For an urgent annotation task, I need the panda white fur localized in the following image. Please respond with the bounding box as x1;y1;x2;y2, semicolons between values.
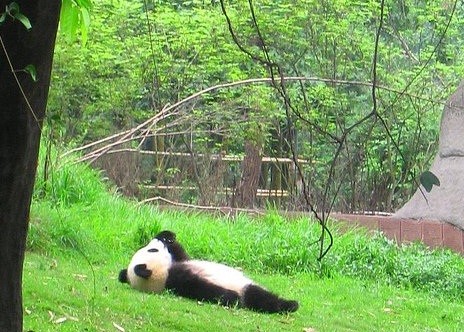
118;231;299;314
118;238;172;293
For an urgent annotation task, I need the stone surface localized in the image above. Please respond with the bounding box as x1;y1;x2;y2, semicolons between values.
395;81;464;230
439;81;464;157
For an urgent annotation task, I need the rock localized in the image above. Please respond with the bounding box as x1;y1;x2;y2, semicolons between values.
395;81;464;230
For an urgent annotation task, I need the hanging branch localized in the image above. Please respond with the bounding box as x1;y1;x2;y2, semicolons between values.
372;0;458;203
371;0;384;118
0;34;40;126
219;0;335;260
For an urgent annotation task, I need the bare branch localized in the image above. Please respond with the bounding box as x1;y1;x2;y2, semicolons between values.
137;196;265;216
66;75;444;163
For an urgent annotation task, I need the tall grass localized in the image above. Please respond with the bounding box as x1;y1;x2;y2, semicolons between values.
30;147;164;261
30;146;464;302
34;146;107;206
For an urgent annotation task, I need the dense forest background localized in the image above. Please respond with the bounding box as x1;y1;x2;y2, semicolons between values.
42;0;464;213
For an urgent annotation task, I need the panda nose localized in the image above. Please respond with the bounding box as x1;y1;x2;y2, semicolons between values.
148;248;159;252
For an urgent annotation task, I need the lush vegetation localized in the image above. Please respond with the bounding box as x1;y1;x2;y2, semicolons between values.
25;2;464;328
4;0;463;331
45;0;464;212
23;149;464;330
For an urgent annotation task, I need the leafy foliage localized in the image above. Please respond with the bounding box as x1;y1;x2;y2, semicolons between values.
33;146;106;206
331;231;464;300
47;0;464;211
0;2;32;29
60;0;92;44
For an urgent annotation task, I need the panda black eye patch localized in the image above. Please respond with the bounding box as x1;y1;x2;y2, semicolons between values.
147;248;159;252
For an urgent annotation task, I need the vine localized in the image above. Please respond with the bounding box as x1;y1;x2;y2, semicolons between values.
0;2;38;124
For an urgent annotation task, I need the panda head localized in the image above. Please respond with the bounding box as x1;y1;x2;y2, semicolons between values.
118;238;173;293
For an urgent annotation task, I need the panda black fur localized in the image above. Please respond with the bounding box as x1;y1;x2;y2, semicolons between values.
118;237;172;293
119;231;299;314
152;230;190;262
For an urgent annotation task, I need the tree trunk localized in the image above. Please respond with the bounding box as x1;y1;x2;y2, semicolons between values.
0;1;61;331
234;140;263;208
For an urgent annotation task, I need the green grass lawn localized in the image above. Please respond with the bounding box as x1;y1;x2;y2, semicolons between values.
23;251;464;332
24;155;464;331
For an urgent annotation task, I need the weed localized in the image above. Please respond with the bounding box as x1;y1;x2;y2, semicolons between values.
132;219;162;247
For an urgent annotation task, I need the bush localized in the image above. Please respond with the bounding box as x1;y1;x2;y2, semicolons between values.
330;231;464;300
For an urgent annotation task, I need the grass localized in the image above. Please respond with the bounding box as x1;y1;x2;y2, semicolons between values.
23;149;464;331
23;251;464;332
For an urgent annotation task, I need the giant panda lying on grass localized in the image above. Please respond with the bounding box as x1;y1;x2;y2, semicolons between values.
118;231;299;314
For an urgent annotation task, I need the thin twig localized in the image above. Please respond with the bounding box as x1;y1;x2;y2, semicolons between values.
219;0;333;259
138;196;265;216
0;34;40;127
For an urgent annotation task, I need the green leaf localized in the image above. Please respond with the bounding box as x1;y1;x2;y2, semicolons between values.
4;2;31;29
79;7;90;45
7;2;19;14
13;12;31;30
60;0;91;44
76;0;93;10
420;171;440;193
24;64;37;82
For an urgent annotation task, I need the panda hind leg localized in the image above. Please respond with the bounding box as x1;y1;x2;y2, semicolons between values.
242;284;299;314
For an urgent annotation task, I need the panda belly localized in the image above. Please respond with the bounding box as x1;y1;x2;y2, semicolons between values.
165;260;252;306
183;260;253;296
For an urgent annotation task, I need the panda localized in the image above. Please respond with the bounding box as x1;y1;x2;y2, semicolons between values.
118;237;172;293
152;230;190;262
118;230;299;314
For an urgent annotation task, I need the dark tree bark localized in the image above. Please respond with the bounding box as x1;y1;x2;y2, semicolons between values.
0;1;61;331
234;140;263;208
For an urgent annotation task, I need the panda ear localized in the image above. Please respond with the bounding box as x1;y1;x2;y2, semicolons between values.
118;269;128;283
